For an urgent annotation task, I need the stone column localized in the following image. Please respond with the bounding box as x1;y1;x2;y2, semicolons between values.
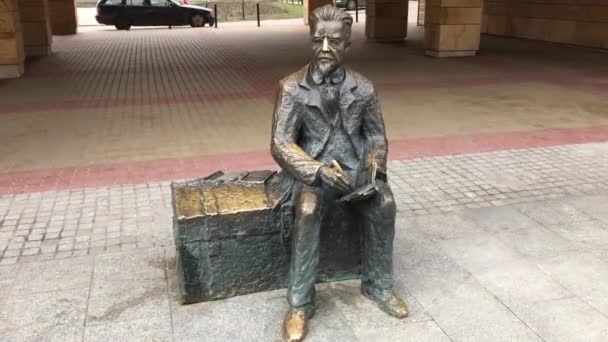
49;0;77;35
303;0;333;26
0;0;25;78
424;0;482;57
19;0;52;56
365;0;408;42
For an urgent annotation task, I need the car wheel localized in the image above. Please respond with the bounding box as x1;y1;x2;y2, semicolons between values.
346;0;356;10
191;14;206;27
114;18;131;30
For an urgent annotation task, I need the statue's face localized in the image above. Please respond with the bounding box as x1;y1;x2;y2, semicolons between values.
311;20;350;76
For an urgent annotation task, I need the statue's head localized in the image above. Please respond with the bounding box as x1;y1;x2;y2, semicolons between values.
309;5;353;77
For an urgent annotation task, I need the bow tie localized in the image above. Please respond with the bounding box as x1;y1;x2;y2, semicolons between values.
310;66;345;86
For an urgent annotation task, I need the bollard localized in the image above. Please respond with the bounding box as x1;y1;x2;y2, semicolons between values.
242;0;245;20
257;3;260;27
355;0;358;23
214;4;218;28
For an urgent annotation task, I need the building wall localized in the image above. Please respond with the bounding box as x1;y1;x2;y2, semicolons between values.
483;0;608;49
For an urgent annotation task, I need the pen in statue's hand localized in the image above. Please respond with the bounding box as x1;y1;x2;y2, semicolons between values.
318;160;352;194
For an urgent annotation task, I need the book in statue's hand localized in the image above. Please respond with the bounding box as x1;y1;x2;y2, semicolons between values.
338;162;378;203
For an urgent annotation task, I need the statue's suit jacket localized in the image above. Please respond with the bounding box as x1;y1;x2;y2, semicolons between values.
270;64;389;205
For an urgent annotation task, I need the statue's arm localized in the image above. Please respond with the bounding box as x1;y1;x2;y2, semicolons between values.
362;90;389;179
271;83;323;186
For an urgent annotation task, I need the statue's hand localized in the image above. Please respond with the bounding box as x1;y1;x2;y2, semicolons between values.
318;166;353;194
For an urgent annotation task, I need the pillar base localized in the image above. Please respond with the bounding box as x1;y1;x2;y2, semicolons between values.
51;27;77;35
25;45;52;57
0;63;25;79
425;50;477;58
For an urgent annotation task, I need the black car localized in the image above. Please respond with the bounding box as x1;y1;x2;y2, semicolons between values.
335;0;366;10
96;0;215;30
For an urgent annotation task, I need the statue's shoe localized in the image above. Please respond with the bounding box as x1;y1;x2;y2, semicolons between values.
362;289;409;319
282;305;314;342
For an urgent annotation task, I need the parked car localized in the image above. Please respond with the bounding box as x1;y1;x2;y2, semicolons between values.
96;0;215;30
335;0;366;10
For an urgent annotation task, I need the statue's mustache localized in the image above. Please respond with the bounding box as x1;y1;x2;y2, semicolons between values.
314;49;335;61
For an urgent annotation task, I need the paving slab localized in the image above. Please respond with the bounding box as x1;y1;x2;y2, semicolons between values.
439;232;571;305
463;205;539;234
353;320;451;342
492;221;578;259
394;237;541;341
515;200;594;226
0;264;16;275
544;220;608;251
0;264;19;325
327;279;430;330
84;314;173;342
93;248;166;282
592;248;608;265
397;211;483;241
87;276;170;326
171;288;295;342
511;297;608;342
567;195;608;224
11;256;93;295
0;288;87;341
301;289;359;342
538;251;608;317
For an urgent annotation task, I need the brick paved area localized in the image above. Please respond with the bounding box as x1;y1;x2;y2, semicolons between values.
1;142;607;266
1;17;607;182
1;142;608;341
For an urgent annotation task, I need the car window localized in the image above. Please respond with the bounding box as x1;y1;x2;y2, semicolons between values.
131;0;167;6
150;0;168;6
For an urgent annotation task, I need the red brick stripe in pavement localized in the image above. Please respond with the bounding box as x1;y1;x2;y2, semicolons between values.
1;125;607;195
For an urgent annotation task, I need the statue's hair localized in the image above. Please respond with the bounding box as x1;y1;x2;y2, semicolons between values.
310;5;353;38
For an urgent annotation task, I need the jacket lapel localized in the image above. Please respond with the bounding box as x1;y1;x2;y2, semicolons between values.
339;68;359;134
298;65;331;125
297;65;330;158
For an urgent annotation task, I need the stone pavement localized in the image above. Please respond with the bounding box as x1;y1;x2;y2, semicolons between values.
1;142;608;341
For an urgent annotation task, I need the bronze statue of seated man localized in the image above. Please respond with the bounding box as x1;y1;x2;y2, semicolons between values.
270;5;408;342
